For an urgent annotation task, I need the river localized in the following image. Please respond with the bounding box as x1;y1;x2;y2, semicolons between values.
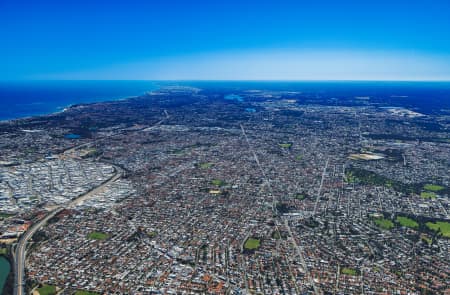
0;256;10;295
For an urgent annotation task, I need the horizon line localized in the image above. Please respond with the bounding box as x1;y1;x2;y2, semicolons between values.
2;79;450;83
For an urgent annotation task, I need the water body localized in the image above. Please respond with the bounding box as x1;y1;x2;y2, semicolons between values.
224;94;244;102
0;80;158;121
0;256;10;295
186;81;450;114
64;133;81;139
1;81;450;121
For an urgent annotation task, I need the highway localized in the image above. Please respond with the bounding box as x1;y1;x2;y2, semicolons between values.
12;110;171;295
13;207;62;295
13;166;122;295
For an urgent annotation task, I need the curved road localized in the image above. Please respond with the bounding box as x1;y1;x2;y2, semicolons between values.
13;112;167;295
13;165;122;295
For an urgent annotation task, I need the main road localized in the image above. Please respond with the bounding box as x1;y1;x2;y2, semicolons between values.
240;124;320;295
13;110;169;295
13;165;122;295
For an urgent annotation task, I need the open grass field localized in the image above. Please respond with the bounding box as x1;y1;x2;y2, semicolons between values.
423;184;445;192
294;193;306;200
278;143;292;148
0;248;7;256
36;284;56;295
211;179;226;186
420;191;436;199
426;221;450;238
244;238;261;250
147;231;157;238
374;218;394;230
87;231;109;240
396;216;419;229
199;162;213;169
341;267;358;276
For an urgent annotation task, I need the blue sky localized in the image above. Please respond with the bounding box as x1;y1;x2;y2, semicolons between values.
1;0;450;80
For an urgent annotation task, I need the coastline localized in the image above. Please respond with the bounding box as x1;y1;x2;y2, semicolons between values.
0;80;160;123
0;95;141;124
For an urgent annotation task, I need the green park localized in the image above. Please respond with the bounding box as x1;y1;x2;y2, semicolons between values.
244;238;261;250
87;231;109;240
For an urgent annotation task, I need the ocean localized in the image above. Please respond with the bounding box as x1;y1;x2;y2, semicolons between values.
0;80;158;121
1;81;450;121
